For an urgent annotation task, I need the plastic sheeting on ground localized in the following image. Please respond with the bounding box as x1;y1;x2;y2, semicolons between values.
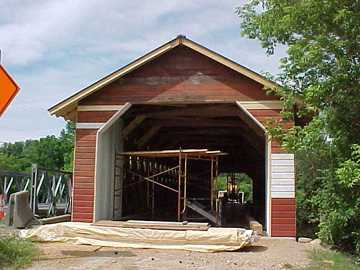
19;222;256;252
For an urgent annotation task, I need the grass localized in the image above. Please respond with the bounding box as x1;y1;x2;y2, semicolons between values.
294;249;360;270
0;236;38;269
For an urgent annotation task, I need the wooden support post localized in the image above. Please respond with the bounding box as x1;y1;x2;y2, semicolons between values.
182;155;188;214
151;179;155;219
177;151;182;221
210;159;213;209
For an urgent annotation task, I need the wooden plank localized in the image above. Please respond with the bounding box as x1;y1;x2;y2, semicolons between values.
271;165;295;173
78;46;278;107
119;149;209;157
272;198;296;205
271;230;296;237
271;185;295;192
77;111;115;122
272;159;294;166
272;172;295;178
271;191;295;198
271;153;295;160
92;220;210;231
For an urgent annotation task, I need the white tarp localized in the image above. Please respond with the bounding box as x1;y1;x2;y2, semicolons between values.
19;222;255;252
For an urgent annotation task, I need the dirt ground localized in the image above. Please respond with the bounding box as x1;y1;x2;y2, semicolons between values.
25;238;320;270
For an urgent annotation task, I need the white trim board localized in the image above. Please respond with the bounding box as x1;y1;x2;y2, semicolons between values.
93;103;131;222
76;123;104;129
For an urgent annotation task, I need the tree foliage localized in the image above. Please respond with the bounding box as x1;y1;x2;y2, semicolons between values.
237;0;360;254
0;122;75;172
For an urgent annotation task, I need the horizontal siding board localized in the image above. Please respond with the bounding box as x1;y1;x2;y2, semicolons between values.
272;224;296;231
75;164;95;172
271;217;296;224
272;198;295;205
272;172;295;179
76;140;97;147
72;213;93;220
75;152;96;159
271;191;295;198
75;159;96;166
271;230;296;237
80;47;279;106
72;206;94;213
73;194;94;201
272;211;296;218
73;188;94;196
272;165;295;173
77;111;115;122
247;109;281;117
272;179;295;185
271;154;294;160
73;201;94;208
271;185;295;192
74;170;95;177
74;182;94;189
272;204;296;212
76;146;96;154
272;159;294;166
74;177;94;184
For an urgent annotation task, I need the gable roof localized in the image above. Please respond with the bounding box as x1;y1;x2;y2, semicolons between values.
49;35;278;118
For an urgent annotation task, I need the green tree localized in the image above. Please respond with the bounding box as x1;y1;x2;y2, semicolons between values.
0;122;75;172
237;0;360;254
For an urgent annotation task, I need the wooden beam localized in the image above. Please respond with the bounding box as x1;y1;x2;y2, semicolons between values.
122;115;146;138
137;126;161;148
140;105;238;119
144;118;246;128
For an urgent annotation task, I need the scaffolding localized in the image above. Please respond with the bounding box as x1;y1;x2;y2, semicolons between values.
116;149;226;223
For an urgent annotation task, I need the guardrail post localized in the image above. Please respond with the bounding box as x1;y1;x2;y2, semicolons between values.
30;164;38;214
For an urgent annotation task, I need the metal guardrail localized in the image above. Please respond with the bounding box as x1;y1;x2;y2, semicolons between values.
0;164;72;217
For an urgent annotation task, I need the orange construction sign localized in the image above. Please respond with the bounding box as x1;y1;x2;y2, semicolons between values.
0;65;20;116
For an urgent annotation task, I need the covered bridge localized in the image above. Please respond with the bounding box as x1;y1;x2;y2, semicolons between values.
49;36;296;237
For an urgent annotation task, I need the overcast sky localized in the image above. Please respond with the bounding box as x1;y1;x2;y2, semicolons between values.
0;0;285;143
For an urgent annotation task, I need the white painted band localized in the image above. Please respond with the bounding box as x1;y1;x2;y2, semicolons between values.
238;101;282;110
76;123;104;129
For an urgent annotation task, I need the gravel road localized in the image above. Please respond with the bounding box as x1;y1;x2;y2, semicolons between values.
25;238;319;270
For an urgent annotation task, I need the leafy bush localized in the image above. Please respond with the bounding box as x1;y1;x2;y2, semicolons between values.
0;236;37;269
314;145;360;254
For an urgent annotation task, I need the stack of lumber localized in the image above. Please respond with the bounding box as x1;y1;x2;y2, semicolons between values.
248;217;263;236
92;220;210;231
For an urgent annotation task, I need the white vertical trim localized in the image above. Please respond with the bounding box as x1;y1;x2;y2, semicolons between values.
93;103;132;222
265;138;272;236
235;101;266;131
236;100;270;235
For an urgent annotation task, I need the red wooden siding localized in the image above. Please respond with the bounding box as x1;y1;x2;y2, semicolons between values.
72;128;97;222
80;46;280;106
271;198;296;237
247;109;294;153
77;111;115;123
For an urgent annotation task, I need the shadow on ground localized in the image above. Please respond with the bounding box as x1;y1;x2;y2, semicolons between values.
61;249;137;258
